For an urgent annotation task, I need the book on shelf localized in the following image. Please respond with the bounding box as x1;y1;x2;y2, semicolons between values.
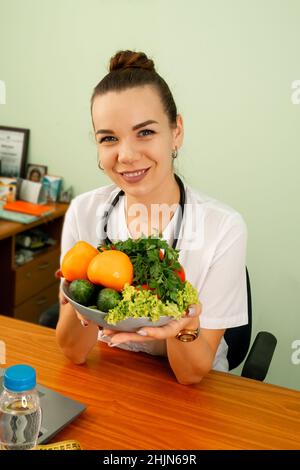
0;208;39;224
3;200;55;217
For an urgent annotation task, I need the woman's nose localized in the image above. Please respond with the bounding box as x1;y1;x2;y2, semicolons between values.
118;142;140;164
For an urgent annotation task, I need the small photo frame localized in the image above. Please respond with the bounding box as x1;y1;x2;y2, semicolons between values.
0;126;30;178
59;186;73;203
42;174;63;202
26;164;48;183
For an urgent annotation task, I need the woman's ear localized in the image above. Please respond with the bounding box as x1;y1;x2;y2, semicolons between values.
173;114;184;149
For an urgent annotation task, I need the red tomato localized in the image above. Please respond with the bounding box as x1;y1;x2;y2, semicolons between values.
134;284;152;291
159;249;164;261
141;284;151;290
175;266;186;283
141;284;157;292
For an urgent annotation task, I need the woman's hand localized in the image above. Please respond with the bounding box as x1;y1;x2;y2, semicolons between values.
101;302;202;347
56;269;93;327
56;269;69;303
60;288;94;327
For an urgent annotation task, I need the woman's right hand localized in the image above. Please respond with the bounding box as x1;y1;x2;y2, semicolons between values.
75;311;93;328
56;269;93;328
56;269;69;306
59;288;92;327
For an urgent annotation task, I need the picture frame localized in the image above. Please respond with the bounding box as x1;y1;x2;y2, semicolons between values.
26;163;48;183
59;186;73;203
0;126;30;178
42;174;63;202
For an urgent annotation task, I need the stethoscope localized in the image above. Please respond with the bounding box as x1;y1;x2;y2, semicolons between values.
102;174;186;249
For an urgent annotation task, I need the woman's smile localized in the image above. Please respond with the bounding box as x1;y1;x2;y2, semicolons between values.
118;167;151;183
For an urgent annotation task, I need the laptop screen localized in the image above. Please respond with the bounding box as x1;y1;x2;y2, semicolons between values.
0;368;86;443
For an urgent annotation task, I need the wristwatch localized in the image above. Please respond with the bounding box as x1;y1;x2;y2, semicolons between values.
175;328;200;342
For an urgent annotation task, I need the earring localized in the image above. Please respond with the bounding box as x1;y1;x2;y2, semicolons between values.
98;160;104;171
172;147;178;159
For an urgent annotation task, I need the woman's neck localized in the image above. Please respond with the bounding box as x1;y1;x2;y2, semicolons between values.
124;174;181;238
125;174;180;209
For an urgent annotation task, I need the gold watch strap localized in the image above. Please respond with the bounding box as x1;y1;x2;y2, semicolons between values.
175;328;200;342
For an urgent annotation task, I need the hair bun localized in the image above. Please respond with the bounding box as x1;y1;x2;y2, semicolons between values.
109;50;155;73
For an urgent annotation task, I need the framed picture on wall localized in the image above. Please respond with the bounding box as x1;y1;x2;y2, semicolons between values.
0;126;30;178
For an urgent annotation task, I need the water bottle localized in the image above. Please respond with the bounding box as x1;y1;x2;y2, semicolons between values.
0;364;42;450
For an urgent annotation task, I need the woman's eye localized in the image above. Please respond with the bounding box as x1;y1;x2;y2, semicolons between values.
98;136;117;144
139;129;155;137
98;130;154;143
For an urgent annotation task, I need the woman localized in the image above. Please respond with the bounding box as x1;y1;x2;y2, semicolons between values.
56;50;247;384
28;168;42;182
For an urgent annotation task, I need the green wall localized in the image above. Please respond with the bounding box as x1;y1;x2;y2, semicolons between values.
1;0;299;390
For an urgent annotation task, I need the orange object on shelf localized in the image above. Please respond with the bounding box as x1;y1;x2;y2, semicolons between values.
3;200;54;216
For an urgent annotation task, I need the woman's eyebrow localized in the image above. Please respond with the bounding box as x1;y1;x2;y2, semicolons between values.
132;120;158;130
95;120;158;135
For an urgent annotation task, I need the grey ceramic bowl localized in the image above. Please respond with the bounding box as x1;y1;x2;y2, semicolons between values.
61;281;173;332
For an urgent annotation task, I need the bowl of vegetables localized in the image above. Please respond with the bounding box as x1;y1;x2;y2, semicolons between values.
60;236;199;332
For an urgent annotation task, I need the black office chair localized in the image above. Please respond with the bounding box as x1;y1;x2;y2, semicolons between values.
39;302;59;329
224;268;277;381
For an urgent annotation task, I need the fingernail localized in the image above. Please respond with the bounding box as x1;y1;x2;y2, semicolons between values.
108;342;121;348
188;306;196;317
137;330;147;336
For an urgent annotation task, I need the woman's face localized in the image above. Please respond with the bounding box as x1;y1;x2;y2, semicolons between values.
30;170;41;182
92;86;183;199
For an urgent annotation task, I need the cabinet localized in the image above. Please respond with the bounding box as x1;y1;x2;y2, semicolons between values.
0;203;68;324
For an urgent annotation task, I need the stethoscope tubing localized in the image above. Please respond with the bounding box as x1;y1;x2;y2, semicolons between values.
102;174;186;249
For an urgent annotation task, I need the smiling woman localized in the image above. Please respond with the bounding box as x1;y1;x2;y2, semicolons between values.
56;50;248;385
92;85;182;203
96;118;159;184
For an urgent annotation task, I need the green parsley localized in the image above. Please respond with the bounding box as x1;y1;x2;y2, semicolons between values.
98;235;184;303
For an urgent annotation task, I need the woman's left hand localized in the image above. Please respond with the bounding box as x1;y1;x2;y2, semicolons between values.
101;302;202;347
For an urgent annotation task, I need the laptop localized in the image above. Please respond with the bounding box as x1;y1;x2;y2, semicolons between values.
0;368;86;443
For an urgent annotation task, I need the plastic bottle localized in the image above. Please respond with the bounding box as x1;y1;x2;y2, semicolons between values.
0;364;42;450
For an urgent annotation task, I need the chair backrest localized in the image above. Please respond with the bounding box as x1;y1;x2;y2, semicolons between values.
224;267;252;370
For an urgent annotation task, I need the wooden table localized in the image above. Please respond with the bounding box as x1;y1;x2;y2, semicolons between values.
1;315;300;450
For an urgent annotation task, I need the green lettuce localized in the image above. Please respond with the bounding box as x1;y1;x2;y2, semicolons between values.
104;281;199;325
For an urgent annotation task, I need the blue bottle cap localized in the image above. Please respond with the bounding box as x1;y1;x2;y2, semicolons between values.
3;364;37;392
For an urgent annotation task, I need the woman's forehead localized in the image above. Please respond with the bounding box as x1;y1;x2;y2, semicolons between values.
92;86;166;127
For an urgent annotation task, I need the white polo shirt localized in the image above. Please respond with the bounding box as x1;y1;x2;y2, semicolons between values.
61;182;248;372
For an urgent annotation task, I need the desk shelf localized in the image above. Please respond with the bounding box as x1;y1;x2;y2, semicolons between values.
0;203;68;323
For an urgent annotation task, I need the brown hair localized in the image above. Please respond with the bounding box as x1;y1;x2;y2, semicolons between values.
91;50;177;127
